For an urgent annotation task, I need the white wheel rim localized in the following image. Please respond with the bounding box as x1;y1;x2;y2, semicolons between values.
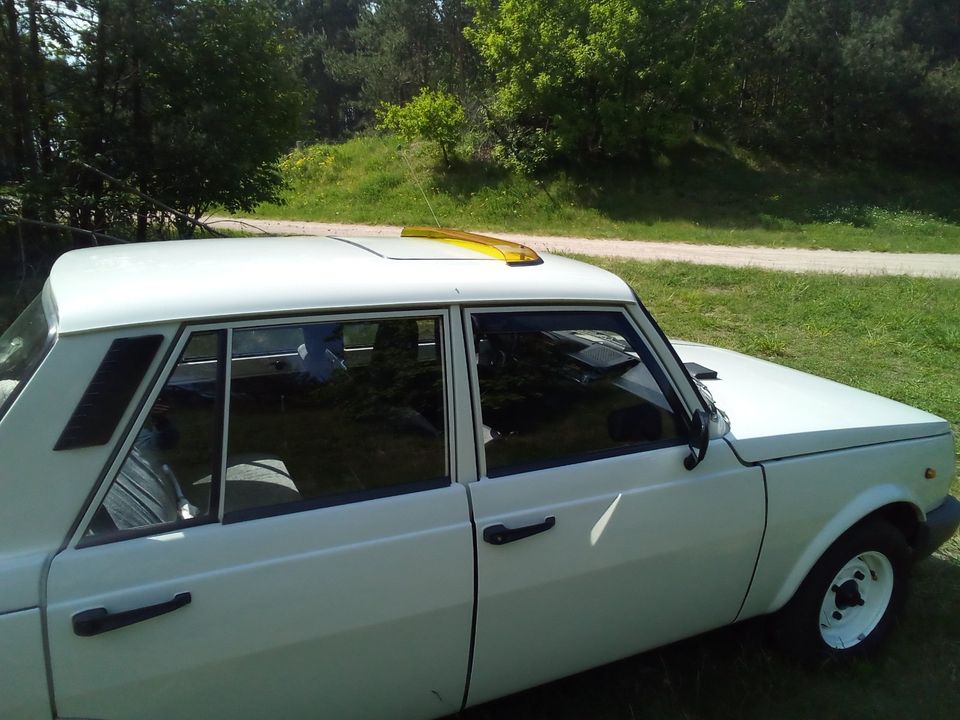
818;550;894;650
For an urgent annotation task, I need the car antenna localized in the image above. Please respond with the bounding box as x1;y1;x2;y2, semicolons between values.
397;143;441;228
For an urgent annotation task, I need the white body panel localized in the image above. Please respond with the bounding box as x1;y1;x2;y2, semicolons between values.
740;434;955;618
673;341;949;461
465;441;765;706
0;610;49;719
45;485;473;720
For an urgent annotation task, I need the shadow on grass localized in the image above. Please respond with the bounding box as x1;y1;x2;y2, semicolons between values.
571;146;960;230
457;550;960;720
439;143;960;235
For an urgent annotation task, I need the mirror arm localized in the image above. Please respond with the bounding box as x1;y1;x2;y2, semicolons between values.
684;409;710;471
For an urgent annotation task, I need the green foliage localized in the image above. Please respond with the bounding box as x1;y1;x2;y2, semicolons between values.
322;0;478;129
466;0;741;167
376;89;466;164
0;0;306;256
277;0;362;138
741;0;960;161
66;0;308;227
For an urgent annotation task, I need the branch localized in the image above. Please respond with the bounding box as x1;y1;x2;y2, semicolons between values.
0;213;130;244
72;160;223;237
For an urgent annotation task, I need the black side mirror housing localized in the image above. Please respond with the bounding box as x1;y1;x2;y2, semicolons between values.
684;408;710;471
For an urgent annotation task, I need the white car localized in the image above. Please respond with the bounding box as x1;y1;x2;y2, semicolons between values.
1;229;957;720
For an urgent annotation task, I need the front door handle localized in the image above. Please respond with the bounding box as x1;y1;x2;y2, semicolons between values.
483;516;556;545
72;592;192;637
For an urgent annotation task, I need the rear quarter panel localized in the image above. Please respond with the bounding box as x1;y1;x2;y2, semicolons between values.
0;608;49;719
738;433;955;619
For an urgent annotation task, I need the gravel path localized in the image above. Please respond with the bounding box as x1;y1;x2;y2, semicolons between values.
206;216;960;279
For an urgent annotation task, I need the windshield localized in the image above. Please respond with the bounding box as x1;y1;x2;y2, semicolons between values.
0;294;55;417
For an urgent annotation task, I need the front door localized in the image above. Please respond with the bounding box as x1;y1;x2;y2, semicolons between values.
461;307;765;706
45;312;474;720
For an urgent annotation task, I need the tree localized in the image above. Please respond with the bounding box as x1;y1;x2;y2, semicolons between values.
67;0;307;236
279;0;362;138
326;0;480;126
744;0;960;162
466;0;742;167
0;0;308;252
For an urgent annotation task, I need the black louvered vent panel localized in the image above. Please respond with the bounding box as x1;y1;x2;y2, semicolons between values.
54;335;164;450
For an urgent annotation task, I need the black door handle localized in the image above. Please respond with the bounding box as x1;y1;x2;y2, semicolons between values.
483;516;556;545
73;592;192;637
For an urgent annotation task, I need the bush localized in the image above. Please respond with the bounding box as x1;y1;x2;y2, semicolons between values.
376;88;466;165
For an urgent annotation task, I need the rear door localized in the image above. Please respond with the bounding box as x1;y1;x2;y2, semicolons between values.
462;307;766;706
45;311;474;720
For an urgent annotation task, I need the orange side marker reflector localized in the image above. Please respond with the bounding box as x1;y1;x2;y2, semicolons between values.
925;468;937;479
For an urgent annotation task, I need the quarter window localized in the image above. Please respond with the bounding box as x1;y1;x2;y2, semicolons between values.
471;311;685;476
86;332;222;539
0;294;55;420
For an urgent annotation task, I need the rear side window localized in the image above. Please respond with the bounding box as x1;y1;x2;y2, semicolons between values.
471;310;686;476
84;314;450;541
224;316;448;521
0;294;55;419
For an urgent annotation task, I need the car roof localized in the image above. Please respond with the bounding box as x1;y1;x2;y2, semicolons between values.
47;235;635;334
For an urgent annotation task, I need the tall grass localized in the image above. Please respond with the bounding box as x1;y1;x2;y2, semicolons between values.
254;136;960;253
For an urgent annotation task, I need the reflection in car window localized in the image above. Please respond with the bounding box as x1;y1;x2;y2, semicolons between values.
86;332;221;539
0;294;54;417
472;311;684;476
224;316;448;519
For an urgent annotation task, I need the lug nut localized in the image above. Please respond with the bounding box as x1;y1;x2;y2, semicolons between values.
832;611;843;620
854;571;865;581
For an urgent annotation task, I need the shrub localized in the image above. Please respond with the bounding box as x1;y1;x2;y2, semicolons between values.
376;89;466;165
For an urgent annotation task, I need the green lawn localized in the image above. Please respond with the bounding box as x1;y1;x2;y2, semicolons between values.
253;135;960;253
460;260;960;720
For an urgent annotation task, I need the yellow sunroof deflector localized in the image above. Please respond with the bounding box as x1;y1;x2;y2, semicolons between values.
401;227;543;266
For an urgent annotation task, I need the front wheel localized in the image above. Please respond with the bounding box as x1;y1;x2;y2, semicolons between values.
772;521;910;660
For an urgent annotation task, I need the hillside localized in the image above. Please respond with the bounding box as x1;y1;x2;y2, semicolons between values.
252;136;960;254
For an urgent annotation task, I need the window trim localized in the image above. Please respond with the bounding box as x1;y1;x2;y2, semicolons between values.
463;304;693;480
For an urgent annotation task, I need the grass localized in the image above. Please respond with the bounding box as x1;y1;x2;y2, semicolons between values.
252;135;960;253
457;261;960;720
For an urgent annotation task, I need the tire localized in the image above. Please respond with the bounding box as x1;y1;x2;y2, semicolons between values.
772;520;911;660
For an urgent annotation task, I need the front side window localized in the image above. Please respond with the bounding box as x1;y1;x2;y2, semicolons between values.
0;294;54;418
471;310;686;476
86;332;222;540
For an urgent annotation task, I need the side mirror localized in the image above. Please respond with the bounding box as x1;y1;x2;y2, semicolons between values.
683;409;710;471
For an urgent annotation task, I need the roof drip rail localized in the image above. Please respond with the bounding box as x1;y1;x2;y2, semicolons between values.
401;227;543;266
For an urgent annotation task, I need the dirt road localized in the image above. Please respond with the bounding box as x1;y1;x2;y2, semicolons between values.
206;216;960;279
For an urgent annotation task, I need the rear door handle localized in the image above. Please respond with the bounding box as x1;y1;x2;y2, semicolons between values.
483;516;556;545
73;592;192;637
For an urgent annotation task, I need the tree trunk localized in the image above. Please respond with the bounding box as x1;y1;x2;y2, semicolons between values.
2;0;33;183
